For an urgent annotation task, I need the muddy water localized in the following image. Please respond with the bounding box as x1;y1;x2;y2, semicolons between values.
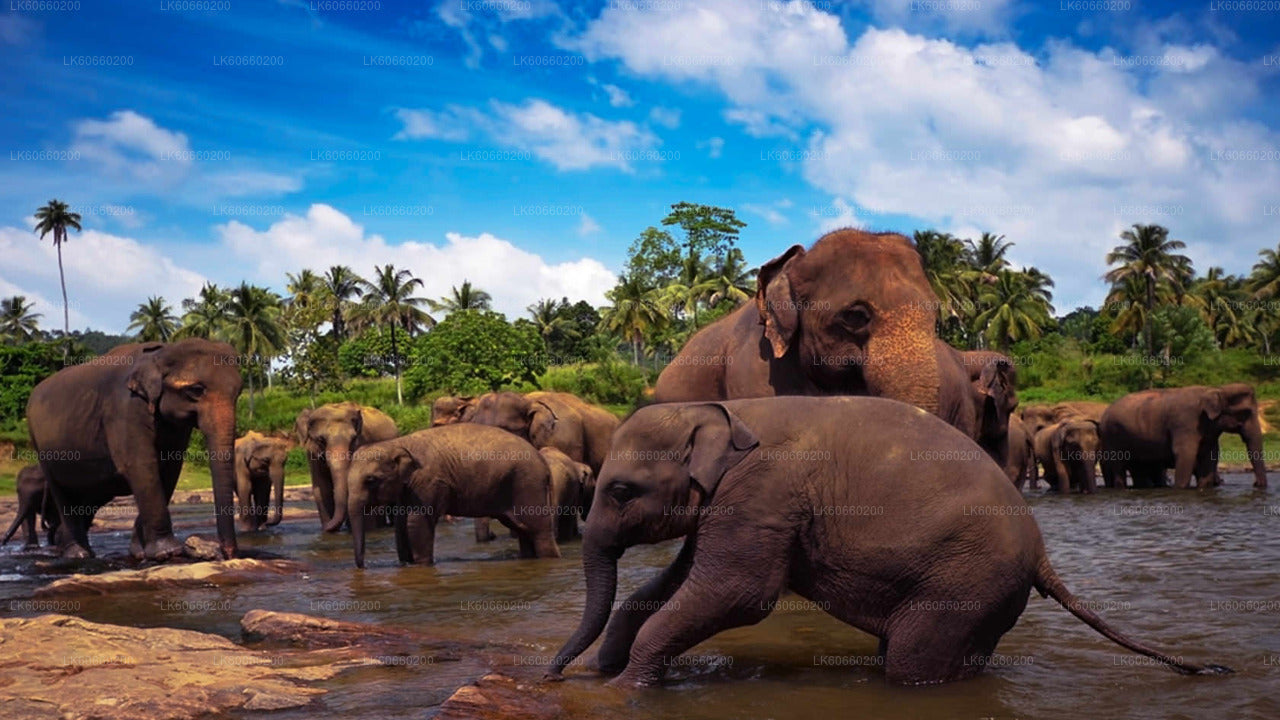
4;477;1279;719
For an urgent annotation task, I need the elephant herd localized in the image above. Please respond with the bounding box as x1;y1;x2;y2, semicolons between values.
6;228;1258;687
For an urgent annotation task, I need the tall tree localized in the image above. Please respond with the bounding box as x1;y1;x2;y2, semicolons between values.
223;283;285;419
286;269;323;312
128;296;178;342
1247;243;1280;353
527;298;571;349
355;265;430;405
913;229;974;335
432;280;493;313
0;296;42;343
702;247;757;307
972;270;1054;350
178;283;230;339
965;232;1013;276
599;273;668;364
322;265;364;341
1104;223;1191;357
660;203;746;329
32;199;82;353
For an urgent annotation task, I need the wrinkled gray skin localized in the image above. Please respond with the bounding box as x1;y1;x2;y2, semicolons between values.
548;397;1228;687
2;465;58;548
27;340;242;560
1100;384;1267;490
346;424;560;568
430;395;476;426
1022;401;1108;436
1005;416;1035;489
1034;420;1101;493
233;431;287;532
296;403;398;532
542;446;593;542
951;349;1019;467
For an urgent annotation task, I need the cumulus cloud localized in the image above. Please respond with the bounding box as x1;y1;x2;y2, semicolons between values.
578;213;603;236
742;202;790;226
602;83;634;107
648;106;681;128
70;110;190;183
395;98;659;171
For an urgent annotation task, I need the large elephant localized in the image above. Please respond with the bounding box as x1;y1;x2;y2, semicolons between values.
1033;419;1101;493
1005;415;1035;489
430;395;475;426
1100;384;1267;490
652;229;1011;450
295;403;398;532
233;431;288;531
345;424;560;568
541;446;593;542
1;465;58;548
26;340;242;560
547;397;1226;686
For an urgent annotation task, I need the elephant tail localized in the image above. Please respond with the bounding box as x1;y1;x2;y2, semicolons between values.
1033;556;1232;675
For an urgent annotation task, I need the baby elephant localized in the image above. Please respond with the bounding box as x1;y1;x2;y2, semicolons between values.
234;431;289;531
542;446;593;542
549;397;1229;687
1033;419;1101;493
2;465;58;548
346;424;561;568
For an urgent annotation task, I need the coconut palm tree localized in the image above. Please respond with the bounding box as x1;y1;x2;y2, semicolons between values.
286;269;323;311
178;283;230;339
322;265;364;341
33;199;82;351
913;229;974;329
528;298;571;344
1248;243;1280;300
965;232;1013;276
972;270;1054;350
0;296;42;343
599;273;668;364
702;247;757;307
355;265;430;405
1104;224;1192;357
128;296;179;342
222;283;285;420
431;280;492;313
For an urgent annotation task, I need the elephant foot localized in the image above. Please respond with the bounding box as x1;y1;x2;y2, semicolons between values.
61;543;93;560
129;536;144;559
145;535;186;561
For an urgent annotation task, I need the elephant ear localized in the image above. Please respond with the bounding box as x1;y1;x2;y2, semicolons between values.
683;403;760;498
1201;390;1227;421
126;345;166;414
394;446;420;477
976;357;1017;440
755;245;806;359
350;407;365;438
294;409;312;445
528;401;559;447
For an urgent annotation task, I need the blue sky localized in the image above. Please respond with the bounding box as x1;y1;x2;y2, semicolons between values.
2;0;1278;331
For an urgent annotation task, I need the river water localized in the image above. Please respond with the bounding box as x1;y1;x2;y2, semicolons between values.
3;476;1279;720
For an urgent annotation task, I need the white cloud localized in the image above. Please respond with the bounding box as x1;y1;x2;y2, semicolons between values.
396;98;659;171
436;0;561;67
648;106;681;129
578;214;603;236
70;110;190;183
699;136;725;158
570;0;1280;310
602;83;633;107
861;0;1016;36
813;197;864;233
742;202;789;226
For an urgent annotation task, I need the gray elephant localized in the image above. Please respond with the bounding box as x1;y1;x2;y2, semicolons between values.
1005;415;1035;489
542;446;593;542
27;340;242;560
1033;419;1101;493
952;349;1019;467
2;465;58;548
295;403;398;532
233;431;288;531
547;397;1226;686
430;395;475;426
1022;401;1108;436
1100;384;1267;490
346;424;560;568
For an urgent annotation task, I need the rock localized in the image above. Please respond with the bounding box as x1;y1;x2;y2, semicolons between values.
438;674;565;720
241;609;474;662
0;614;368;720
33;558;304;597
185;493;203;503
183;535;223;560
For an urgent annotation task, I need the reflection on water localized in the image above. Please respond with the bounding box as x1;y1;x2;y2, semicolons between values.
4;477;1280;719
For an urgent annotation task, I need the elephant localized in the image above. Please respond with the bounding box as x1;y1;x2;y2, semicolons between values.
345;424;560;568
546;397;1227;686
1005;415;1035;489
431;395;475;426
295;403;398;532
542;446;593;542
652;229;1012;452
951;349;1019;467
1033;419;1101;493
233;431;288;532
1022;401;1108;436
26;340;242;560
2;465;58;548
1100;384;1267;490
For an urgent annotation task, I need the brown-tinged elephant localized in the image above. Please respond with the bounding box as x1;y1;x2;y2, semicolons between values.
345;424;560;568
1022;401;1108;436
547;397;1227;687
542;446;593;542
653;229;1001;441
431;395;475;426
1100;384;1267;490
233;431;288;532
295;403;398;532
949;349;1019;466
1033;419;1101;493
2;465;58;548
26;340;242;560
1005;416;1034;489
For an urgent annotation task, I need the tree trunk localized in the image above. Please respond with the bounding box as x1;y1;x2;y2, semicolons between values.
391;322;403;405
247;371;256;421
57;233;69;361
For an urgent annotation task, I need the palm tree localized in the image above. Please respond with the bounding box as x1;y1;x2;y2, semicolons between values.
702;247;757;307
322;265;364;341
128;296;178;342
965;232;1013;276
223;283;285;420
1247;243;1280;353
528;298;571;346
178;283;230;339
1104;224;1192;357
972;270;1054;350
355;265;430;405
599;273;668;364
431;280;492;313
0;296;42;343
286;269;323;311
913;230;975;331
33;199;82;352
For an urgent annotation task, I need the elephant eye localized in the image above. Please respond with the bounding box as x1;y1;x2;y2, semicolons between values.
839;305;872;335
607;482;638;504
182;383;206;400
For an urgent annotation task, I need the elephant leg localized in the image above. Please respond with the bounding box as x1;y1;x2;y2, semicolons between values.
556;513;578;543
473;517;496;543
251;477;270;530
394;509;412;563
1101;459;1120;489
313;479;334;528
45;477;92;559
405;509;436;565
1172;438;1199;489
883;602;1005;684
496;514;536;558
1054;457;1071;495
597;536;696;674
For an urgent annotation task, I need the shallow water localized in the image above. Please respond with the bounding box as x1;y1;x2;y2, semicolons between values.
4;476;1279;719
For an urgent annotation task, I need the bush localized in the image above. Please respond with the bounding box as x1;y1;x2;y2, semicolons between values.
539;361;652;406
0;342;67;429
404;310;544;398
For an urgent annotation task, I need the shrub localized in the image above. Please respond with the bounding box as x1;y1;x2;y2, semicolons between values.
404;310;544;398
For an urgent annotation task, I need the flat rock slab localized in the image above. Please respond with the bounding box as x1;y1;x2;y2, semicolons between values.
438;674;566;720
241;609;498;662
33;558;304;597
0;614;370;720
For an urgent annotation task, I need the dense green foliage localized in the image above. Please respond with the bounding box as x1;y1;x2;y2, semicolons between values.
0;342;64;423
403;310;545;397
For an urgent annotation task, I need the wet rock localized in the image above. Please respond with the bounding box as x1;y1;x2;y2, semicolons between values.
33;558;304;597
183;535;223;560
241;609;471;662
0;614;364;720
184;493;203;503
438;674;565;720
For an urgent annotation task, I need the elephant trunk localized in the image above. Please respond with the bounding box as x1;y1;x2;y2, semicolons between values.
547;532;620;678
349;485;368;568
322;449;352;533
862;321;941;416
267;461;285;526
1242;416;1267;489
201;400;239;559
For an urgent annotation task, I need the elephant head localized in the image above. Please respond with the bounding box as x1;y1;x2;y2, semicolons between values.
234;431;287;530
1203;384;1267;488
296;403;366;532
127;339;243;557
1055;419;1100;492
964;352;1018;452
550;403;758;677
755;230;942;414
431;395;475;426
1021;404;1057;436
469;392;561;444
347;442;417;569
